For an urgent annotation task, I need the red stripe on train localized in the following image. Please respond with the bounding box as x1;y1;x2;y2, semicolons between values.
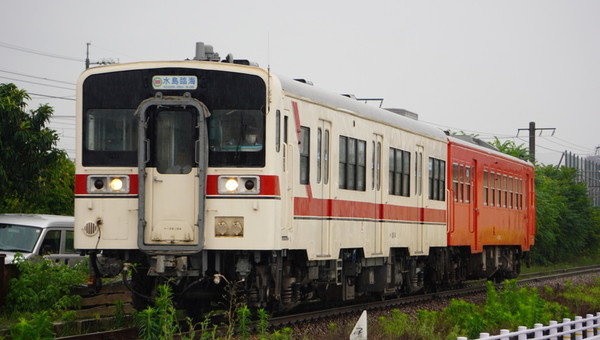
294;197;446;223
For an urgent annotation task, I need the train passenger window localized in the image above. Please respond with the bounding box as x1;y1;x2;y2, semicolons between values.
465;167;471;203
299;127;310;184
428;158;446;201
496;174;502;207
490;172;496;207
376;142;381;190
458;165;464;202
276;110;281;152
508;177;513;209
339;136;366;191
339;137;347;188
452;163;459;202
324;130;330;185
415;150;423;196
372;142;375;190
503;175;508;208
483;170;489;205
317;128;322;184
389;148;410;197
284;116;288;144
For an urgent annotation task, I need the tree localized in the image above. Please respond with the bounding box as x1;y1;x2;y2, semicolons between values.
489;137;530;161
0;83;74;215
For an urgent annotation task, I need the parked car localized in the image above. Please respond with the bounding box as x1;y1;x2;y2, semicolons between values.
0;214;84;266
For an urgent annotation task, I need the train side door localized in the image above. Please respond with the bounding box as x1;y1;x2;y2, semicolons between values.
318;120;331;257
281;112;293;241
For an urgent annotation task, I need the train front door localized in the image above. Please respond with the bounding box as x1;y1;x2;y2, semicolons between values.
136;97;208;251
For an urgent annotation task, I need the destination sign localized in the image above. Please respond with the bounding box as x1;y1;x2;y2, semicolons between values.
152;75;198;90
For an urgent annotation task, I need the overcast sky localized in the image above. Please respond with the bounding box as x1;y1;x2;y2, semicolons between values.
2;0;599;165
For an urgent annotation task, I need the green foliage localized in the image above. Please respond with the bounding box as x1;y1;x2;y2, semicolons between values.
543;278;600;316
444;280;570;339
135;284;182;340
9;311;55;340
0;83;74;215
489;137;530;160
256;308;270;338
532;165;600;264
236;305;252;339
4;254;87;314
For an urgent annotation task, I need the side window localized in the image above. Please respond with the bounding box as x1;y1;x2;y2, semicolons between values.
452;163;459;202
324;130;329;184
65;231;75;253
465;166;471;203
276;110;281;152
317;128;322;184
428;157;446;201
389;148;411;197
40;230;61;255
299;126;310;184
483;170;489;205
339;136;366;191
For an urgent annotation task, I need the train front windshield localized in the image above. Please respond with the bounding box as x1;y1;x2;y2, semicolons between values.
82;68;266;168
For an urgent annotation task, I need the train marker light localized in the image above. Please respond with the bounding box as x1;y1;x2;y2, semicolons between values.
109;178;124;191
87;175;130;194
218;176;260;194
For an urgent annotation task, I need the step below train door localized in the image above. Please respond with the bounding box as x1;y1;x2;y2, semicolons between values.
136;94;208;251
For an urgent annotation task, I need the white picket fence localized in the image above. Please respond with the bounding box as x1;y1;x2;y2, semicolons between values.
457;313;600;340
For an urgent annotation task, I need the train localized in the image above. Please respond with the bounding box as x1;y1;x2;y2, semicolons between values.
74;43;535;311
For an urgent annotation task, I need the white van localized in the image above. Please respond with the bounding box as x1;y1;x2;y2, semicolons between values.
0;214;84;266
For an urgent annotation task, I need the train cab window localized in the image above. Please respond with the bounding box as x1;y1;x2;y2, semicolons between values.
299;126;310;184
389;148;410;197
483;170;489;205
207;109;265;167
83;109;138;166
340;136;366;191
428;158;446;201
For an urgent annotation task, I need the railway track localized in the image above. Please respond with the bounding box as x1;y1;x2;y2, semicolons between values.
55;265;600;339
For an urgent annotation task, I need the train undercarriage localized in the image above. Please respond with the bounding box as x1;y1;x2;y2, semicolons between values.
93;245;524;313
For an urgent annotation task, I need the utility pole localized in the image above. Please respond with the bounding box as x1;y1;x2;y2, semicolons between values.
85;42;117;69
517;121;556;164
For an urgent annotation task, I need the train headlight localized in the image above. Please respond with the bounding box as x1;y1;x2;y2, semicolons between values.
224;178;239;192
109;178;124;191
88;175;130;194
218;176;260;194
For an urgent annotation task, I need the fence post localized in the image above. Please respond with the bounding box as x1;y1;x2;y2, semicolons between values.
479;333;490;338
517;326;527;340
499;329;509;340
575;316;583;340
596;312;600;336
456;337;468;340
549;320;558;340
563;318;572;340
586;314;594;338
533;323;544;338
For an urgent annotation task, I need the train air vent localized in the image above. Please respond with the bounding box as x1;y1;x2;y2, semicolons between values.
83;221;99;237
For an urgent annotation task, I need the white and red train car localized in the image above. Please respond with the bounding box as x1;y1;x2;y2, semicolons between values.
74;44;535;310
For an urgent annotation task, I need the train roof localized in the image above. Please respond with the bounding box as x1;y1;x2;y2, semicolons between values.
447;135;533;167
278;76;448;142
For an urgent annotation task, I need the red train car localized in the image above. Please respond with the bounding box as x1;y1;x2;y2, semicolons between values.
447;136;535;278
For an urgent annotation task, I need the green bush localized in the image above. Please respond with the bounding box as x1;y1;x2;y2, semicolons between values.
4;254;87;314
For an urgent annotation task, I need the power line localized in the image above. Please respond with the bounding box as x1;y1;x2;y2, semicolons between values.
0;41;83;62
0;75;75;91
28;92;75;101
0;69;75;85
